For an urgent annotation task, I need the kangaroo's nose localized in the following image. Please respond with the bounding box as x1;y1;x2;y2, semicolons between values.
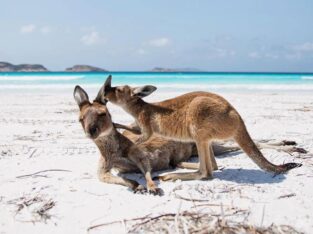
89;126;98;137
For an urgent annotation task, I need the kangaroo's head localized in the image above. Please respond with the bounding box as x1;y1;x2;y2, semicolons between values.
73;85;114;140
101;75;157;105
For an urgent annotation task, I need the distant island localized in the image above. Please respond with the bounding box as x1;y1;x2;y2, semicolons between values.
0;61;203;72
150;67;203;72
65;65;107;72
0;62;48;72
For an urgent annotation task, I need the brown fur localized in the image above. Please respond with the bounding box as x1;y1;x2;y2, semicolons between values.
74;85;163;194
102;75;302;181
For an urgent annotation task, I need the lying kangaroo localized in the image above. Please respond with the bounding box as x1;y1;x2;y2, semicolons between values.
101;75;302;181
74;85;165;194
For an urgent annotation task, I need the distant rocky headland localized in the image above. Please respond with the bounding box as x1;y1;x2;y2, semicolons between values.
0;62;107;72
0;62;48;72
65;65;107;72
150;67;202;72
0;62;201;72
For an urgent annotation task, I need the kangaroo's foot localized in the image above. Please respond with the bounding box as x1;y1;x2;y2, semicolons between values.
177;162;199;170
147;180;164;196
133;185;147;194
159;170;213;182
177;162;219;171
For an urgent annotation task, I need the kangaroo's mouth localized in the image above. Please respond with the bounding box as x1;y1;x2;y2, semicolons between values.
85;126;99;139
85;131;98;140
86;125;113;140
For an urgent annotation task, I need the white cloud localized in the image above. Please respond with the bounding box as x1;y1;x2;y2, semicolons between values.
206;47;235;59
285;53;301;60
137;48;146;55
148;37;170;47
20;24;36;34
265;53;279;59
248;52;261;59
284;42;313;60
249;42;313;60
81;31;102;46
292;42;313;52
40;26;52;34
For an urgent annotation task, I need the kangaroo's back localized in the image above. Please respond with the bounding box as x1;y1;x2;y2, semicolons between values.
150;91;237;141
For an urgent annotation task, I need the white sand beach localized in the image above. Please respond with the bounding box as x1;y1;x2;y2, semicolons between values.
0;87;312;233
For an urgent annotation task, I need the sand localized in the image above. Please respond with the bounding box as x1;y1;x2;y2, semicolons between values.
0;87;312;233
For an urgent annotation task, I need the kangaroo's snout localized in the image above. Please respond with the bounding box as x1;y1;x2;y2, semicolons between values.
88;125;98;138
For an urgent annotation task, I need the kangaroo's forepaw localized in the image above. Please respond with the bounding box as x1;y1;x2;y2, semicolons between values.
147;181;164;196
133;185;147;194
148;187;164;196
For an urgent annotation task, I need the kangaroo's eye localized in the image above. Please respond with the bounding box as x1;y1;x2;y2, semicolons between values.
98;112;107;117
79;116;84;122
117;88;122;93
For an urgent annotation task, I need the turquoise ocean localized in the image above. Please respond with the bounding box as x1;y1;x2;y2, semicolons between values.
0;72;313;92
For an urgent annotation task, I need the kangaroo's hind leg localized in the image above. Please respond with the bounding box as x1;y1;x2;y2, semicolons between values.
177;162;199;170
209;143;218;170
159;139;213;181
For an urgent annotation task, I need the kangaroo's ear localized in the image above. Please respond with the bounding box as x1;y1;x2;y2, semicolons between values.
104;75;112;92
73;85;90;109
94;84;108;105
132;85;157;98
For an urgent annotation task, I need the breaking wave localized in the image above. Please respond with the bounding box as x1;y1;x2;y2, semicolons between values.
1;83;313;91
0;75;84;81
301;76;313;80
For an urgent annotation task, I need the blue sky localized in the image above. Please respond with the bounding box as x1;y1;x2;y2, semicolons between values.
1;0;313;71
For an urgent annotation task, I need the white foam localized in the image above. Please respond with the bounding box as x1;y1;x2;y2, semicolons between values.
157;83;313;91
1;83;313;91
301;76;313;80
0;75;84;81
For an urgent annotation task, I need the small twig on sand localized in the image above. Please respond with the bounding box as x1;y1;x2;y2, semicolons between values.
16;169;72;178
172;185;211;203
191;203;229;209
278;193;296;199
260;205;266;227
87;214;152;231
29;149;37;158
174;193;211;202
8;195;56;223
36;200;56;221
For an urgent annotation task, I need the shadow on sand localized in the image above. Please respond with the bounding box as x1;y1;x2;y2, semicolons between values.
214;168;286;184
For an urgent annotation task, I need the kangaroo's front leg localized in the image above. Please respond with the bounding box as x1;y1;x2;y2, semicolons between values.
134;125;153;144
128;147;163;195
97;159;144;192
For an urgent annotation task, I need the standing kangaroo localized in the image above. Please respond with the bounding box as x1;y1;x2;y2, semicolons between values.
101;75;302;181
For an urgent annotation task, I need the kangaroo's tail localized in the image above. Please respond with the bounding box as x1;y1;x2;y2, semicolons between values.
234;120;302;173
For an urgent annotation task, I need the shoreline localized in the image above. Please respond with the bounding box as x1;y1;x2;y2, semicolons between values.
1;71;313;75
